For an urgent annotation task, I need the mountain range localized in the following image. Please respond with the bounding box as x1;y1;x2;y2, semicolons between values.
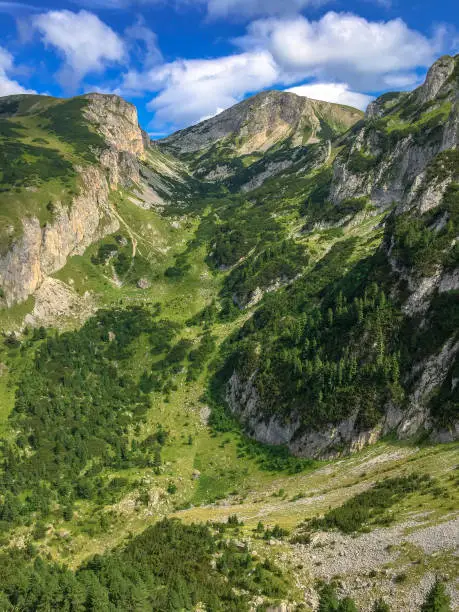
0;54;457;611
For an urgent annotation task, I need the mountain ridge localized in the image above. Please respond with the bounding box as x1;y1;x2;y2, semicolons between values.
0;53;457;612
158;88;363;157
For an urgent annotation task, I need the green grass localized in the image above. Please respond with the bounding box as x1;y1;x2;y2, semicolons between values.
0;110;90;250
308;473;438;533
0;86;457;612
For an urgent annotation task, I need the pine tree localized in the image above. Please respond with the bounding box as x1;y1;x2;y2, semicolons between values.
318;583;339;612
338;597;359;612
421;579;451;612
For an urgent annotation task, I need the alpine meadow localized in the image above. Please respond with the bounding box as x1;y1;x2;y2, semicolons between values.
0;17;458;610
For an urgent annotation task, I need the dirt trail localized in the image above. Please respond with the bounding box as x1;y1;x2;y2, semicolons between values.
109;206;138;257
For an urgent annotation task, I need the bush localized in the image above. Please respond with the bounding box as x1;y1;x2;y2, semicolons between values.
309;473;434;533
348;149;378;174
421;579;452;612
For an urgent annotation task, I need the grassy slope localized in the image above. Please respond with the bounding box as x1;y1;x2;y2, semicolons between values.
0;91;457;610
0;163;389;549
0;102;95;251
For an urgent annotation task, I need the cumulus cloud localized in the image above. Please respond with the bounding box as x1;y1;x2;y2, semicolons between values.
0;46;36;96
143;51;279;129
237;12;443;89
33;10;126;89
287;82;373;110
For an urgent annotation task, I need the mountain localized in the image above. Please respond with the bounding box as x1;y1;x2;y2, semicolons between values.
159;90;363;183
0;56;457;611
0;92;191;310
222;54;459;457
160;89;363;155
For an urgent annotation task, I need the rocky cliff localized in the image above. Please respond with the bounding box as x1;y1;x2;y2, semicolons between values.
330;56;458;210
0;93;148;307
224;55;459;457
159;90;362;157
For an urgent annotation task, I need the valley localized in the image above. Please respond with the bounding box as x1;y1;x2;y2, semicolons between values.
0;54;457;611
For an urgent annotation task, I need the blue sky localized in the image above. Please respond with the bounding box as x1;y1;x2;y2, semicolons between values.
0;0;457;136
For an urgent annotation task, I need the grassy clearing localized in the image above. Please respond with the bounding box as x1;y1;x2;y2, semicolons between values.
174;442;459;532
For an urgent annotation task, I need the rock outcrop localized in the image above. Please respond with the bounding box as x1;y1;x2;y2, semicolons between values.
83;93;147;187
0;165;118;306
329;55;459;210
0;93;148;307
159;90;362;157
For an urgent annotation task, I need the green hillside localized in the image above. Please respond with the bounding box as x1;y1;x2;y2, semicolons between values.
0;56;457;611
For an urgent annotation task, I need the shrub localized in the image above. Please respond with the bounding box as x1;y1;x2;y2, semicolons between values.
309;473;434;533
421;579;452;612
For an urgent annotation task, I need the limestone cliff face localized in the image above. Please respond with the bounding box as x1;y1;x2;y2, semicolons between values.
0;165;118;306
0;93;147;307
330;55;459;210
159;90;362;157
83;94;145;157
83;93;147;188
226;56;459;457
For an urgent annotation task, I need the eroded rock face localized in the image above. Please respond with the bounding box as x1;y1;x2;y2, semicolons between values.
84;94;147;188
413;55;456;106
83;93;145;157
159;90;362;157
0;165;119;306
0;93;148;307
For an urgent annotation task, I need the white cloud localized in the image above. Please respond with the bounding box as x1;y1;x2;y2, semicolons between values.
382;73;420;89
127;50;279;129
33;10;126;89
0;46;36;96
287;82;373;110
125;17;162;68
237;12;442;90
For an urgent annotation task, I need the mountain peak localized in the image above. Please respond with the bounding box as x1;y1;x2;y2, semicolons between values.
159;89;363;157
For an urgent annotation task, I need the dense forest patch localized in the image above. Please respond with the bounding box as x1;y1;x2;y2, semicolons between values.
0;518;292;611
0;306;190;530
0;141;74;189
218;238;403;430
